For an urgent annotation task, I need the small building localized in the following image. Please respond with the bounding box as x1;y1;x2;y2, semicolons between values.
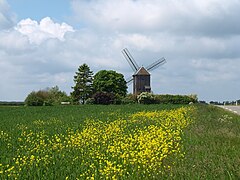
133;67;151;95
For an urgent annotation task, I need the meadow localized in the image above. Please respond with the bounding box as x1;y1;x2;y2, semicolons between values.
1;104;240;179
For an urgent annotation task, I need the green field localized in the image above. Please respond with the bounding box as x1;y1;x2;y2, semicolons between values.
1;104;240;179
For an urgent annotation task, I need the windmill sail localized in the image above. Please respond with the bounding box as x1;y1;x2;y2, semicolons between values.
122;48;140;72
146;57;166;72
122;48;166;95
126;77;133;84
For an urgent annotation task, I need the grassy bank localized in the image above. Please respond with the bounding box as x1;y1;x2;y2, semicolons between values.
172;105;240;179
0;104;240;179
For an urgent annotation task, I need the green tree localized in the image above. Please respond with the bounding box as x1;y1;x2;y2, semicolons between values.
47;86;70;104
24;86;70;106
71;64;94;104
93;70;127;97
24;91;45;106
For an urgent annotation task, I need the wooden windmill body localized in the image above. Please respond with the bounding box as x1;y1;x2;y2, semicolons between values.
133;67;151;95
122;48;166;95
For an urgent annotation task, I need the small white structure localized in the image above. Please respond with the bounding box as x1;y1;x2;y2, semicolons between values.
61;102;71;105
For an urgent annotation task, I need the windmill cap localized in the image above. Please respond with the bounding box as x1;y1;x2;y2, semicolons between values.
134;67;150;75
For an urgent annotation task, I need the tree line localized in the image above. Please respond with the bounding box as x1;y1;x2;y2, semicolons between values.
71;63;127;104
25;63;128;106
24;63;199;106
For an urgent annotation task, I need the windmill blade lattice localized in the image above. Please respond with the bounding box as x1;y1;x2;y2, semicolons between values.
126;77;133;85
121;47;166;95
122;48;140;72
146;57;166;72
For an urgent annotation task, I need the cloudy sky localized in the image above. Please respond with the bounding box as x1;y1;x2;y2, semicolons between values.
1;0;240;102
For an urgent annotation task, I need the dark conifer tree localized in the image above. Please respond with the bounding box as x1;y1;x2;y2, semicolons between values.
71;64;94;104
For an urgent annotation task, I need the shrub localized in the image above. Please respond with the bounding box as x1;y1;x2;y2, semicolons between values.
85;98;95;105
48;86;70;105
137;92;155;104
188;94;198;102
92;92;115;105
43;100;54;106
122;94;137;104
155;94;197;104
113;94;124;105
24;86;70;106
24;90;53;106
24;91;45;106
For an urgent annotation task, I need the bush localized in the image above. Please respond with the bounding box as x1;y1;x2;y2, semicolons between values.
43;100;54;106
24;91;45;106
113;94;124;105
155;94;197;104
24;86;70;106
24;90;53;106
122;94;137;104
188;94;198;102
85;98;95;105
92;92;115;105
48;86;70;105
137;92;155;104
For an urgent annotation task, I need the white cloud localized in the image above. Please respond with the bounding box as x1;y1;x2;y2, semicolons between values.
15;17;74;44
0;17;75;100
0;0;16;29
1;1;240;102
0;30;30;52
71;0;240;36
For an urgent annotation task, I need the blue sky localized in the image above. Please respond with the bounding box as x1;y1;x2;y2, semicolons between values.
7;0;71;22
1;0;240;102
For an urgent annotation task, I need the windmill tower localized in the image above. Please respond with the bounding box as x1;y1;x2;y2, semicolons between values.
122;48;166;95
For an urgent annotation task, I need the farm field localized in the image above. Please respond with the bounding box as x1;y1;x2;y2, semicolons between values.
1;104;240;179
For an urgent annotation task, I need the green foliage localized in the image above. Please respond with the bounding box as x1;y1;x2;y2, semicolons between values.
121;94;137;104
155;94;197;104
113;93;123;104
137;92;155;104
134;93;198;105
85;98;95;105
93;70;127;97
188;94;198;102
92;92;115;105
47;86;70;105
71;63;94;104
24;86;70;106
24;91;45;106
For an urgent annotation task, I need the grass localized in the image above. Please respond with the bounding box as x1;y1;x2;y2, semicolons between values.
172;105;240;179
0;104;184;132
1;104;240;179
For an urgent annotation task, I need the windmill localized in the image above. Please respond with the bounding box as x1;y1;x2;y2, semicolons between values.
122;48;166;95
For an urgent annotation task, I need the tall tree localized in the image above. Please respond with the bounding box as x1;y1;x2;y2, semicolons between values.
93;70;127;97
71;64;94;104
